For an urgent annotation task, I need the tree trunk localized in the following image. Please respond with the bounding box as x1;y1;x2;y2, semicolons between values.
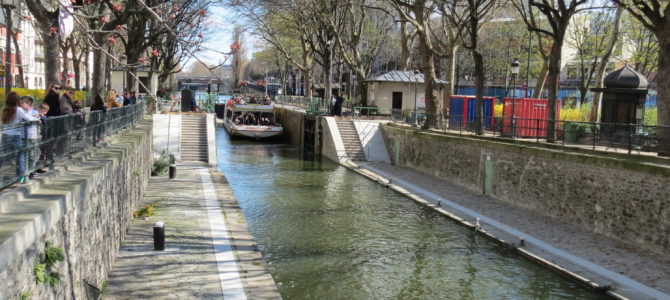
105;46;112;91
656;34;670;156
473;50;485;135
84;44;90;90
400;22;412;70
71;45;81;90
127;51;142;93
443;46;457;114
12;31;24;88
546;36;564;143
91;34;107;98
61;45;70;87
591;6;623;122
324;46;332;112
418;28;438;129
41;30;61;88
533;58;549;98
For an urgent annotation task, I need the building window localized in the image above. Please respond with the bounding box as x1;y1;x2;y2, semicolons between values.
567;67;578;81
34;77;38;88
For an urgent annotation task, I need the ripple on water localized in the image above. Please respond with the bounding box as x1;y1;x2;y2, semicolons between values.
215;128;608;300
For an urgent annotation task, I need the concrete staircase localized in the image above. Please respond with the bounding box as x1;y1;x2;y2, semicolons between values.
180;115;208;162
337;121;366;161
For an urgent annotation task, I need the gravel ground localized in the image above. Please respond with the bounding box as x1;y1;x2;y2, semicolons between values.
364;161;670;297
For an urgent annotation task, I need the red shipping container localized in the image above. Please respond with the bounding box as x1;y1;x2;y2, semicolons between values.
502;98;561;137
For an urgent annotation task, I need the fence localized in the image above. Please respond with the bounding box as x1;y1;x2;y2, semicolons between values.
0;101;145;189
275;95;328;114
392;111;667;155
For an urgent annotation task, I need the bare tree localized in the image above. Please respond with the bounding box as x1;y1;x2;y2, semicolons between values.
610;0;670;155
330;0;393;106
441;0;498;135
514;0;589;142
589;6;624;122
566;6;623;107
387;0;441;129
229;0;318;99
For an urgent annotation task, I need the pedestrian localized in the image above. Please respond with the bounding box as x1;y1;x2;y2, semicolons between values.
129;91;137;105
122;90;131;106
59;87;75;115
44;82;62;117
19;96;43;179
35;103;50;174
72;100;86;140
0;92;40;183
333;93;344;116
106;90;118;108
115;91;125;107
90;94;107;142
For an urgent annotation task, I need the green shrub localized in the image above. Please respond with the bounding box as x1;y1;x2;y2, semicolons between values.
151;150;175;175
33;242;65;286
644;107;657;126
133;204;156;218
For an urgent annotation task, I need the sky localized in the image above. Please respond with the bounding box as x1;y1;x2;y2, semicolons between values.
183;6;259;71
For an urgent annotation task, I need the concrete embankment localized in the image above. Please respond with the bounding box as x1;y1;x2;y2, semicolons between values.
382;123;670;254
0;120;153;299
293;110;670;300
105;164;281;299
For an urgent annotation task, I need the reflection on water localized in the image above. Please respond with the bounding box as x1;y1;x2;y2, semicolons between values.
216;128;607;300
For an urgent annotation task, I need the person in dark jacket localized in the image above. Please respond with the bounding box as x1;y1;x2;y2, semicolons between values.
90;94;107;142
44;82;62;117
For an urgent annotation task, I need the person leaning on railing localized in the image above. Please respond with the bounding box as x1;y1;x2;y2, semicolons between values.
89;94;107;142
0;92;41;183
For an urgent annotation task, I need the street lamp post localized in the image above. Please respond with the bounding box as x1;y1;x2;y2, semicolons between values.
2;0;18;93
121;55;127;92
511;58;520;139
413;70;420;127
326;39;334;114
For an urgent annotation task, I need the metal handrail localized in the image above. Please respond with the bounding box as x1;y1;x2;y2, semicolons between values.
0;101;145;189
389;111;668;155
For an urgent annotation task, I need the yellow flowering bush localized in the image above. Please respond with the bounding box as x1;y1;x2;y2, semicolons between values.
559;105;591;122
494;103;503;117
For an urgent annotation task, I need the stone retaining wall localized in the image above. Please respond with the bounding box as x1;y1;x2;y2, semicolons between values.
274;107;304;147
0;121;152;299
382;124;670;253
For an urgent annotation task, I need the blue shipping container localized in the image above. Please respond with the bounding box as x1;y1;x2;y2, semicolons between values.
450;96;495;130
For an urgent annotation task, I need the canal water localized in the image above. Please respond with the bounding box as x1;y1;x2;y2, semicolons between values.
216;128;607;299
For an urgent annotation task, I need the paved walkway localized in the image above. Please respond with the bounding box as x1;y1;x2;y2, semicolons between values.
356;161;670;300
105;163;280;299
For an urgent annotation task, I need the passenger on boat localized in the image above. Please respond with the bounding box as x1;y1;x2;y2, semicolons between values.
244;113;256;125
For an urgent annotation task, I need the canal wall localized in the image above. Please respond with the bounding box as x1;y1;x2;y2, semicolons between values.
381;124;670;253
275;106;305;147
0;121;152;299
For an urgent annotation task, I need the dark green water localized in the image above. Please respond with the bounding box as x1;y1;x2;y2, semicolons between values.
216;128;607;300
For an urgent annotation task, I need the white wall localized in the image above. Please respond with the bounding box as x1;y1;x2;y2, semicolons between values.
368;82;443;114
152;114;181;160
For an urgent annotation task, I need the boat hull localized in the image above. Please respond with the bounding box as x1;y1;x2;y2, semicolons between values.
223;122;283;139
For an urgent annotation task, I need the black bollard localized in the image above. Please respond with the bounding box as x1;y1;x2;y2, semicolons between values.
169;164;176;179
153;222;165;251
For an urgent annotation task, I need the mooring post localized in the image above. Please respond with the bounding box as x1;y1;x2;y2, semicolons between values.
169;164;176;179
154;222;165;251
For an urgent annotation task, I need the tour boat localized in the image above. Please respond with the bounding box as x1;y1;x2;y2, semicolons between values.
221;100;283;139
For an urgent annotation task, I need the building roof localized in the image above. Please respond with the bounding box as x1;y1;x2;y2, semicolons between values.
366;70;449;85
603;64;648;90
312;83;342;89
110;66;157;72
